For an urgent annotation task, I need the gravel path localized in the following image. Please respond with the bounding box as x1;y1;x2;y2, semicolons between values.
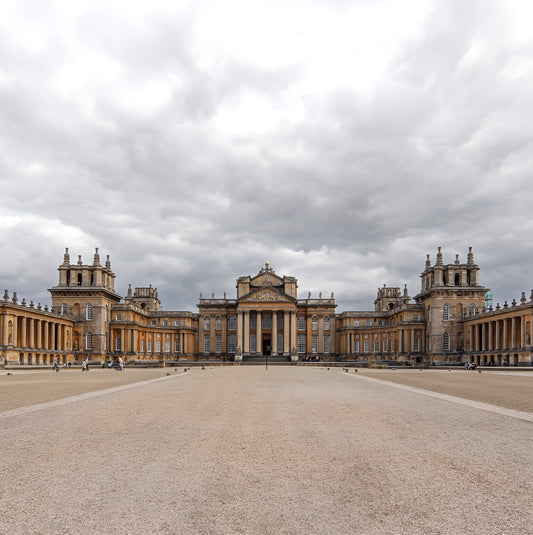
0;367;531;535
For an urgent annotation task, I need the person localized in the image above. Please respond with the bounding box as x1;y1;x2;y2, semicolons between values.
52;357;59;372
81;358;89;371
117;356;123;371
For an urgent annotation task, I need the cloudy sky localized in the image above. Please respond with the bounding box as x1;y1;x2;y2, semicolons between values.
1;0;532;312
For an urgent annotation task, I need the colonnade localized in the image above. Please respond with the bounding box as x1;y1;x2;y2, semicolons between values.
236;309;296;355
112;327;191;358
468;313;532;352
340;327;423;357
1;311;72;364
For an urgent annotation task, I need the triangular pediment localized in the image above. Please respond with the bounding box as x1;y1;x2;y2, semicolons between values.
240;287;294;303
250;272;283;288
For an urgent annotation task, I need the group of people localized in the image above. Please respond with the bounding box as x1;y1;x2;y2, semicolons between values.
465;361;478;370
51;356;124;371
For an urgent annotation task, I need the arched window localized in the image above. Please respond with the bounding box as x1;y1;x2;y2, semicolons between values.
443;332;450;350
324;316;330;330
86;332;93;350
61;303;68;315
204;316;210;330
312;316;318;331
86;303;93;320
469;304;476;317
442;304;450;321
215;316;222;330
228;315;236;330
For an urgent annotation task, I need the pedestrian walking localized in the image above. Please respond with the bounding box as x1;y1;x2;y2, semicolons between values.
52;357;59;372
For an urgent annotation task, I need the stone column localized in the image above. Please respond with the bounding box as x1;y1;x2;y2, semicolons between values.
121;328;125;352
318;315;324;353
43;321;48;350
2;314;8;345
57;323;63;351
244;310;250;354
481;323;486;351
237;311;243;352
520;316;525;348
51;322;56;351
283;311;289;354
36;320;42;349
256;311;262;354
28;318;34;349
503;319;508;349
290;312;297;354
495;320;501;350
511;317;517;349
272;311;277;355
21;318;27;350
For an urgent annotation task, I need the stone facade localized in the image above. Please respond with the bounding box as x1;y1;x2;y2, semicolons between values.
1;247;532;367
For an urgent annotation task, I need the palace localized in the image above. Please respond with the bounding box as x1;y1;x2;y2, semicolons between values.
1;247;532;367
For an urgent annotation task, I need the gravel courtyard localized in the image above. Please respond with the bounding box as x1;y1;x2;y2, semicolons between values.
0;367;531;534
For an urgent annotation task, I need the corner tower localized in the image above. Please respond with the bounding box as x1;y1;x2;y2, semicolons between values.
414;247;488;363
49;248;122;361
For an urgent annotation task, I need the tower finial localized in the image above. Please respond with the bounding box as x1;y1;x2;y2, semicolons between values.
425;254;431;269
105;255;111;269
93;248;101;266
436;246;443;266
63;247;71;266
467;246;474;265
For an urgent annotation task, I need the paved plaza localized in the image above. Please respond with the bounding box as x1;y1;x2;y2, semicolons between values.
0;367;532;534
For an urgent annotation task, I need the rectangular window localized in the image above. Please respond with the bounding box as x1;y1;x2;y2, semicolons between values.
204;334;210;353
367;320;373;326
312;334;318;353
297;316;305;330
228;334;236;353
383;340;388;352
151;320;156;326
140;339;144;352
165;340;170;352
390;339;395;352
262;314;271;329
216;334;221;354
297;334;306;353
175;320;180;326
277;333;283;353
374;340;379;352
250;333;257;353
354;340;360;353
116;313;122;321
378;320;383;326
324;334;330;354
163;319;168;326
364;340;370;353
414;338;420;352
414;314;420;321
115;337;121;351
156;340;161;353
277;314;283;330
250;313;257;330
147;340;152;352
174;339;180;353
354;320;360;327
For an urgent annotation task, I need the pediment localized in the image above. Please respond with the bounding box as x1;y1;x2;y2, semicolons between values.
250;272;283;288
240;287;294;303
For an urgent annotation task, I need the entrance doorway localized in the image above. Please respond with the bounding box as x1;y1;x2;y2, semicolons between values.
262;337;271;356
